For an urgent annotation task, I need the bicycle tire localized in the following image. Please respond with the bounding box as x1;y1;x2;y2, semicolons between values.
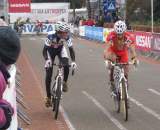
51;82;56;111
54;77;62;120
52;96;56;112
113;83;120;113
121;79;128;121
114;92;120;113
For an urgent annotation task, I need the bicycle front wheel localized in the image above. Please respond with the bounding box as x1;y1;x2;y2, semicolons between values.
120;79;128;121
54;77;62;120
113;83;120;113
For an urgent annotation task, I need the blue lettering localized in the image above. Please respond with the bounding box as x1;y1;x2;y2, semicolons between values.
27;24;34;32
42;25;47;32
23;25;27;32
47;25;53;32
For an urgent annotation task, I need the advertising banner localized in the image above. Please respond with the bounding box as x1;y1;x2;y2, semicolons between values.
134;31;152;51
85;26;93;39
8;0;31;13
79;26;85;37
22;24;55;34
31;3;69;23
152;33;160;52
93;27;103;41
85;26;103;41
103;28;113;42
9;3;69;23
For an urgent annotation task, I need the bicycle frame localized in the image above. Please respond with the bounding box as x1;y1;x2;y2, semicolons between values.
113;65;128;99
111;62;131;121
54;65;64;94
51;62;74;119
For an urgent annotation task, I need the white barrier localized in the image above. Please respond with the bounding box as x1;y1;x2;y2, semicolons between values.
3;65;17;130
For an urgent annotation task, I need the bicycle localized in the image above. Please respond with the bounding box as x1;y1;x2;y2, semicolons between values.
109;61;135;121
50;63;74;120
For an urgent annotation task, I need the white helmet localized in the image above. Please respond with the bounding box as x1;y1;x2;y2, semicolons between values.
114;20;127;34
55;21;70;32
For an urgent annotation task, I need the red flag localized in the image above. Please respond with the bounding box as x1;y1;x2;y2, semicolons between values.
8;0;31;13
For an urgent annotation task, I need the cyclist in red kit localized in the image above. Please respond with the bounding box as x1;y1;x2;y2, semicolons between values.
104;20;138;91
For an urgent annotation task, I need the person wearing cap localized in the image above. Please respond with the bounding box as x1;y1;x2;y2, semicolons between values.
43;21;77;107
0;18;20;129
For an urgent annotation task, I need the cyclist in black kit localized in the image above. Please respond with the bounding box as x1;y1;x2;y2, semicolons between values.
43;22;77;107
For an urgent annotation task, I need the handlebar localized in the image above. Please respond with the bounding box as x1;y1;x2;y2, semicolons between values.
53;63;75;76
53;63;71;67
110;61;134;66
105;59;139;67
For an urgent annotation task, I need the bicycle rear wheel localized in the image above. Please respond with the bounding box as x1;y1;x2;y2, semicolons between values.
120;79;128;121
54;77;62;120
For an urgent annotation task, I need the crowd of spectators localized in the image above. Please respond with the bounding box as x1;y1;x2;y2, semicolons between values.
73;11;131;30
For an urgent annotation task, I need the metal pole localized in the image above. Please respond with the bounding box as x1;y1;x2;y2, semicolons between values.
151;0;154;33
3;0;8;23
122;0;126;20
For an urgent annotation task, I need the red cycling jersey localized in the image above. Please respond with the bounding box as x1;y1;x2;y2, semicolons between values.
106;31;135;63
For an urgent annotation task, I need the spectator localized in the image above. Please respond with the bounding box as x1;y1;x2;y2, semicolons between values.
0;18;7;26
74;16;80;27
0;16;5;21
26;17;31;24
112;12;119;23
35;20;43;35
61;18;65;22
0;18;20;130
45;20;49;24
96;16;104;27
105;12;112;23
86;18;95;26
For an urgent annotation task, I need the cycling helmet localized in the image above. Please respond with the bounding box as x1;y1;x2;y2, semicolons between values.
114;20;126;34
55;21;70;32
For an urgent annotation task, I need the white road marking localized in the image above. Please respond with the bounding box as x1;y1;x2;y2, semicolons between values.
82;91;128;130
60;106;76;130
148;88;160;96
129;96;160;120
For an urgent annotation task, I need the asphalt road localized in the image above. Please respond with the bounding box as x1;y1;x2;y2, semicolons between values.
20;35;160;130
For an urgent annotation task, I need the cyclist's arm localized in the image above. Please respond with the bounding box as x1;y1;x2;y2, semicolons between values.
66;37;75;61
104;40;113;60
130;44;137;60
42;45;48;60
42;37;52;60
69;47;75;61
